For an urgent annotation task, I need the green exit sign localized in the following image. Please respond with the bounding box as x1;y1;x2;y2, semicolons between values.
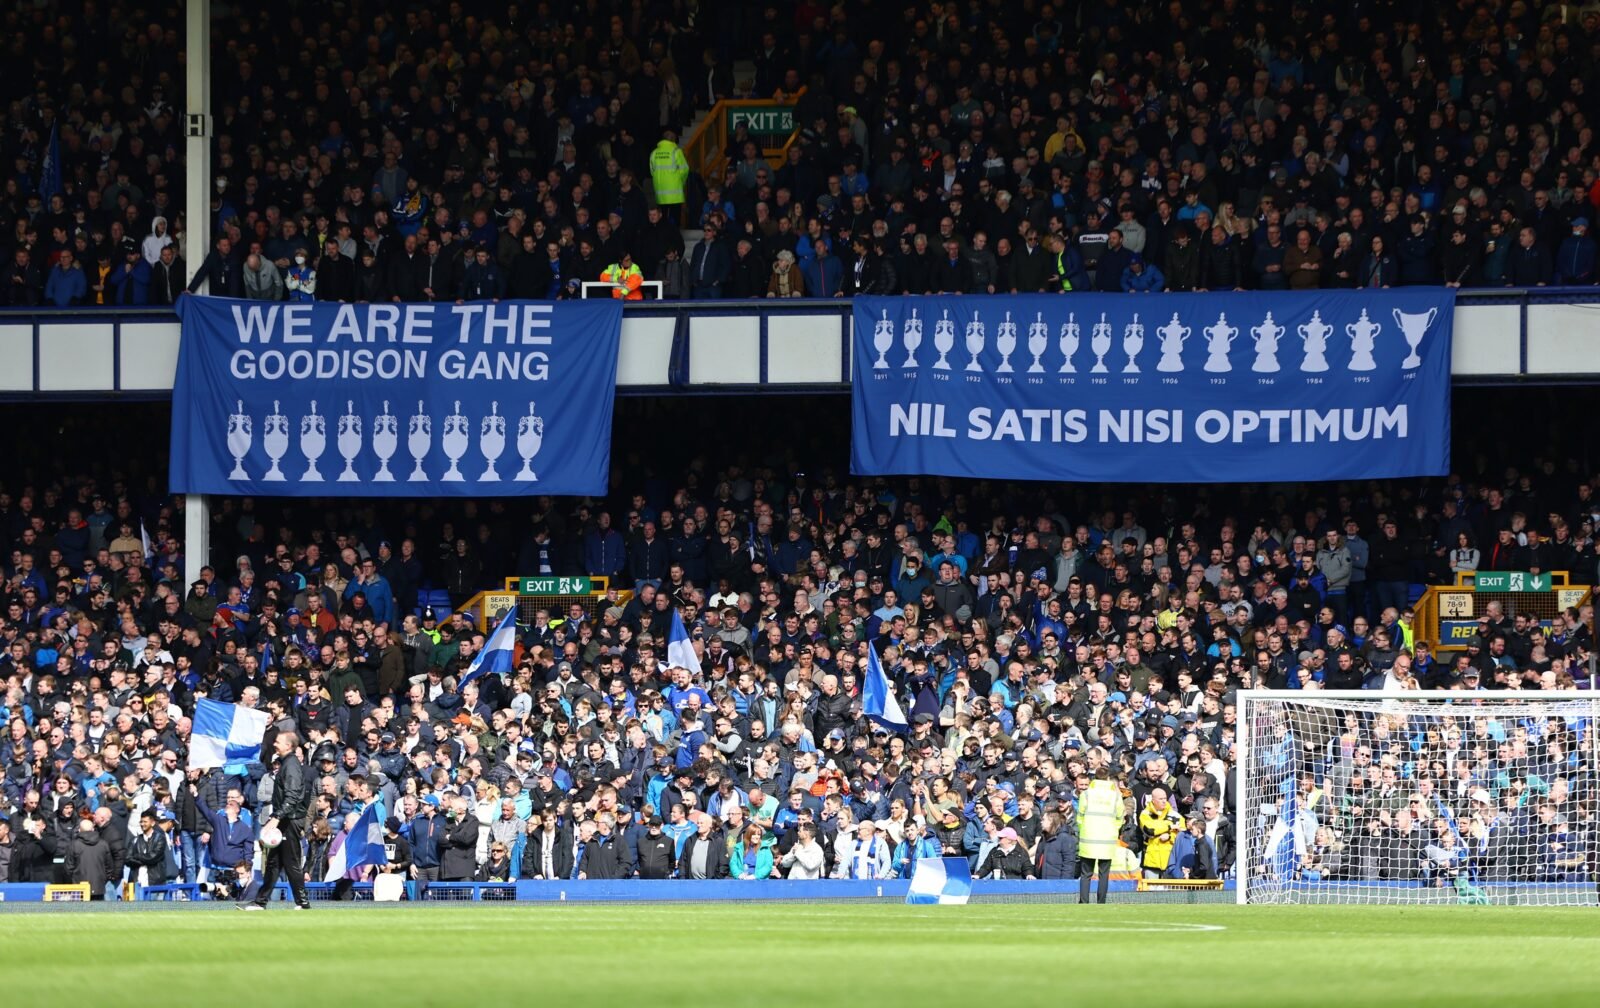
518;576;593;595
727;106;795;137
1473;571;1550;592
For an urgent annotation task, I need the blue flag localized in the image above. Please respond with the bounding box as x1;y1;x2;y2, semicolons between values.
863;643;909;732
666;608;698;672
460;607;517;686
324;801;385;882
39;125;61;202
187;698;268;771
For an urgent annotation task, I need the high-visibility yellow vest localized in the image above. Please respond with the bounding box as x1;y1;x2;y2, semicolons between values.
1076;779;1124;861
649;140;690;204
601;262;643;299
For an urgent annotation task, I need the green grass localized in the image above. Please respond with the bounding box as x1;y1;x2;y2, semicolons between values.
2;902;1598;1006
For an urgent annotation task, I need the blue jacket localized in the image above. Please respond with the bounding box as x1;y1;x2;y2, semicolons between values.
108;258;152;305
1165;829;1217;879
344;575;394;627
584;528;626;577
800;254;844;297
196;795;256;868
44;264;88;306
1121;263;1165;292
1554;235;1596;285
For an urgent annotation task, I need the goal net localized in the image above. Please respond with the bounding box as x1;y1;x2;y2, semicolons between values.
1237;691;1599;905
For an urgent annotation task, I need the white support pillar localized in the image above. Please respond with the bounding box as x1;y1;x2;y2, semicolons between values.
184;0;212;288
184;493;211;586
183;1;212;587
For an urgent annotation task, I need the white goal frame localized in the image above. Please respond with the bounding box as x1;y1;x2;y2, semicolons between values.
1235;690;1600;905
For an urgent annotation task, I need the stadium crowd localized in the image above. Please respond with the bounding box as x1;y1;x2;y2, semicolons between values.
0;448;1595;892
4;0;1600;305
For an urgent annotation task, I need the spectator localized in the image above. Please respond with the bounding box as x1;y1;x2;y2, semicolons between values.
1359;236;1398;289
44;250;87;307
242;253;283;302
1554;219;1596;286
1508;227;1553;287
1121;255;1164;293
766;250;805;298
801;238;843;298
1283;229;1324;290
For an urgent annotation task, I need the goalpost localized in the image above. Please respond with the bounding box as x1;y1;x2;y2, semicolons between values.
1236;691;1599;905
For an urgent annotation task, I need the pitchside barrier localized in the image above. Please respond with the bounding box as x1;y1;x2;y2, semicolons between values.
0;879;1235;905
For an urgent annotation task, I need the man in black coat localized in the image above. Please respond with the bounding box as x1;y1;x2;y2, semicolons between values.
185;236;243;297
576;816;629;879
246;731;311;909
125;809;171;885
521;812;574;880
438;797;481;881
678;814;730;879
635;817;678;879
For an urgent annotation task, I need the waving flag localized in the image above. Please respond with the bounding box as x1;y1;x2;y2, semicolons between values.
906;857;972;905
666;607;698;672
460;607;517;686
188;698;269;770
863;642;909;732
324;802;386;882
1266;787;1320;882
40;125;62;202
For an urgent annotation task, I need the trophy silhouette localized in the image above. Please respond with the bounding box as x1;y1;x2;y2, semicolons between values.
1298;310;1331;372
1089;313;1112;373
1251;312;1284;373
1155;313;1188;372
262;400;289;481
1026;313;1049;372
372;401;398;482
479;401;506;481
964;312;986;372
226;400;252;480
871;309;894;369
336;400;363;482
407;400;432;482
1058;313;1080;373
932;309;955;369
299;400;326;482
1122;313;1145;373
995;311;1017;372
901;308;923;368
1346;308;1379;371
516;402;544;481
1392;306;1436;369
1203;314;1237;373
441;401;469;481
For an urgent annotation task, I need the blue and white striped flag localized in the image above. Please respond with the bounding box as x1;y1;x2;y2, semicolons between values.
324;802;386;882
905;857;972;905
460;607;517;686
188;698;269;770
863;643;909;732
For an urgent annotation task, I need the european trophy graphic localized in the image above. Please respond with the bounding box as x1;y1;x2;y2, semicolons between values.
1298;310;1332;372
371;401;398;482
479;401;506;482
1251;312;1284;373
964;312;986;372
1026;313;1048;373
262;400;289;482
516;402;544;481
299;400;326;482
336;400;362;482
226;400;252;480
441;400;470;482
1058;313;1080;373
995;311;1017;373
407;401;432;482
901;308;922;368
871;310;893;369
1203;314;1237;373
1393;306;1436;369
1155;313;1188;372
1122;313;1144;373
1346;308;1380;371
932;309;955;370
1089;313;1113;373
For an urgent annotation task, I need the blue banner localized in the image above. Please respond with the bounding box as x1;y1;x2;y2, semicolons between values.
170;296;622;496
851;290;1453;483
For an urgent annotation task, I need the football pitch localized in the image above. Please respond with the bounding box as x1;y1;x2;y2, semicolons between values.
2;902;1597;1006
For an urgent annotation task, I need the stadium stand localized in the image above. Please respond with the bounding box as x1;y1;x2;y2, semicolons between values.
3;0;1600;306
0;2;1596;899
